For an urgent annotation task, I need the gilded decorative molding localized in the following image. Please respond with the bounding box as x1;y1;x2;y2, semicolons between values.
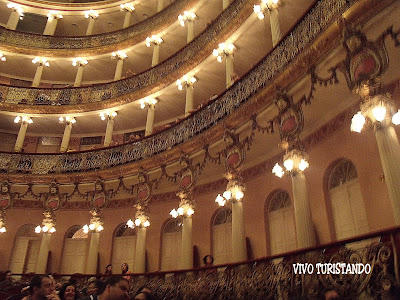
0;0;394;186
0;0;198;57
0;0;255;113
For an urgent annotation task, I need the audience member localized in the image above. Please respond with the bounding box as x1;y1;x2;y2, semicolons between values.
324;289;340;300
0;270;13;287
59;283;77;300
80;280;103;300
120;264;131;281
25;275;60;300
101;265;112;282
97;277;129;300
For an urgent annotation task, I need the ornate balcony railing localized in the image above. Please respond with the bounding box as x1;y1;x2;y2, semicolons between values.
0;0;196;54
3;227;400;299
0;0;358;174
0;0;252;112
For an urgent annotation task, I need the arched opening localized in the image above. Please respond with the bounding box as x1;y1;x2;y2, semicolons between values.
9;224;39;274
328;159;369;240
160;218;182;271
212;207;232;265
267;190;296;255
111;223;136;274
60;225;88;274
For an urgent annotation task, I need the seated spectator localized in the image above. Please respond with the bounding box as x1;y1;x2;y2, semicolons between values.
59;283;77;300
0;270;13;286
80;280;103;300
120;264;131;281
97;277;128;300
24;275;60;300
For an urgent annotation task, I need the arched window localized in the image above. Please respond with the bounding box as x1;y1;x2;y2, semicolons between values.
267;190;296;255
161;218;182;271
328;159;368;240
112;223;136;273
9;224;40;274
60;225;88;274
212;207;232;265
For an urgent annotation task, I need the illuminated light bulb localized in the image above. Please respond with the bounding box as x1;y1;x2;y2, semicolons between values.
97;225;103;232
170;209;178;218
392;110;400;125
0;53;6;62
283;158;294;171
215;194;224;204
299;159;309;171
372;106;386;122
135;219;141;226
223;190;231;200
212;49;219;57
272;0;279;5
187;207;194;216
217;56;223;63
0;227;6;233
235;189;244;200
177;207;184;215
272;163;284;177
35;226;41;233
126;219;134;228
100;113;106;120
254;4;261;13
49;227;56;233
42;226;48;232
14;116;20;123
89;223;95;230
111;111;117;117
143;220;150;227
350;111;365;133
83;224;89;233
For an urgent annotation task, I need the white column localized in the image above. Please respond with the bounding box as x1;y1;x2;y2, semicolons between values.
225;54;234;88
291;173;316;249
185;84;194;117
114;59;124;81
6;10;20;30
86;18;96;36
74;65;85;87
35;233;51;273
180;217;193;269
123;11;132;28
104;117;115;147
86;232;100;274
232;201;247;262
269;8;281;47
375;126;400;225
32;65;44;87
43;17;59;36
145;104;155;136
151;44;160;67
60;123;73;152
134;227;147;273
223;0;230;10
157;0;164;12
14;122;28;152
187;20;195;43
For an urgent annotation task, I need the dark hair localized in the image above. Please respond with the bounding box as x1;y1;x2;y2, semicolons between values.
59;282;76;300
203;255;214;265
121;263;129;274
99;277;128;295
105;264;112;274
29;275;50;294
134;291;158;300
0;270;11;282
88;280;103;291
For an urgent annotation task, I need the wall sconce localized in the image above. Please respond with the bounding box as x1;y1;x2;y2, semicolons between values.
176;75;197;90
146;35;163;47
178;11;196;26
32;57;50;67
213;43;235;62
14;116;33;124
59;116;76;124
72;58;88;67
85;10;99;19
100;111;118;120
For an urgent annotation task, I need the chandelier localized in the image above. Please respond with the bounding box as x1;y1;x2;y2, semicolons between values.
272;149;309;178
351;93;400;133
83;210;104;233
35;212;56;234
215;175;245;206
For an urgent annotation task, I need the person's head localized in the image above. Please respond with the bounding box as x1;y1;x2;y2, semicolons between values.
29;275;54;299
105;264;112;274
121;263;129;273
203;255;214;266
59;283;76;300
99;277;129;300
1;270;12;282
324;289;340;300
134;291;157;300
87;280;103;296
